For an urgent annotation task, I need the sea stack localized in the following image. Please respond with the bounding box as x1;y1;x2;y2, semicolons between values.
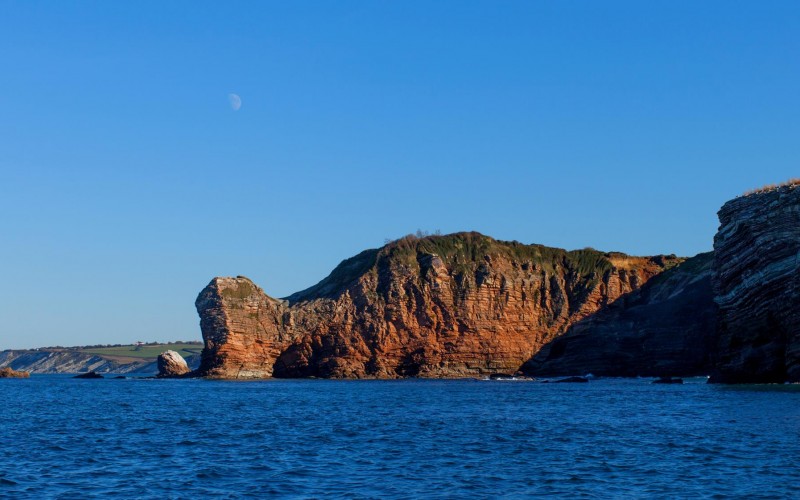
711;180;800;383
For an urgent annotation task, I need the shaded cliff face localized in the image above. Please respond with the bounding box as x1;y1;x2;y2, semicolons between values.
195;232;681;379
711;183;800;383
522;252;717;377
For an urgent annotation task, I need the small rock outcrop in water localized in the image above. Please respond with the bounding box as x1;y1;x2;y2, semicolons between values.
523;252;717;377
711;180;800;383
652;377;683;384
157;350;190;378
0;367;30;378
195;233;681;379
73;371;103;379
552;376;589;383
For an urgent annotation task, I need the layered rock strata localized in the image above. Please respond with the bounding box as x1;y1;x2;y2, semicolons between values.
523;252;717;377
711;182;800;383
195;232;681;379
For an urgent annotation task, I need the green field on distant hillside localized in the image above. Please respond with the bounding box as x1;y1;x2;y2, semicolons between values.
79;343;203;360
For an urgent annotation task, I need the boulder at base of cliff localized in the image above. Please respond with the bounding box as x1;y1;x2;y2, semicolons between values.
74;371;103;379
0;367;30;378
157;350;190;378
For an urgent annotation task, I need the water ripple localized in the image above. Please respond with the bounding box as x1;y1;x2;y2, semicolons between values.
1;376;799;498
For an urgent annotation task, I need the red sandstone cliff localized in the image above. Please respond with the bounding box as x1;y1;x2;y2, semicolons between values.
195;232;680;379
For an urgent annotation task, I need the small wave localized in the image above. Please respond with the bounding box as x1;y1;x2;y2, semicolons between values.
4;375;800;498
196;470;223;479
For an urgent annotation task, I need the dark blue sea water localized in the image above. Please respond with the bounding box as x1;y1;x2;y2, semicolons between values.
2;376;799;498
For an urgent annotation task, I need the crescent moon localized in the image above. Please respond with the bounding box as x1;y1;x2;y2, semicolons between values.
228;93;242;111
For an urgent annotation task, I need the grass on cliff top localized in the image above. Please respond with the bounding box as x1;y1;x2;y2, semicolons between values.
79;343;203;360
219;279;257;300
286;231;674;303
743;178;800;196
380;232;624;277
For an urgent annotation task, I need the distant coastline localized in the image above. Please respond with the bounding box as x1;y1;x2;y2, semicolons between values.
0;342;202;374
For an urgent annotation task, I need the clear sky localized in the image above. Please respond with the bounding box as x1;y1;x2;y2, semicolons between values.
1;1;798;349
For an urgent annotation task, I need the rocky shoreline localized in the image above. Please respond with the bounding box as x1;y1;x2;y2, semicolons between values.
4;181;797;383
194;235;681;379
186;180;800;384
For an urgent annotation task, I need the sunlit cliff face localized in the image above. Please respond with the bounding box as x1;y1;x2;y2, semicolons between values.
195;233;679;379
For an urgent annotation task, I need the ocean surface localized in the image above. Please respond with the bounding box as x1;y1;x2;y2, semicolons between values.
1;376;799;498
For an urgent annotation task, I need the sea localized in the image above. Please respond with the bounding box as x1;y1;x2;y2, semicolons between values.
1;375;799;498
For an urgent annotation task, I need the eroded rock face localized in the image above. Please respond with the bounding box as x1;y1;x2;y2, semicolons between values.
711;183;800;383
523;252;717;377
0;367;30;378
195;232;681;379
157;350;190;378
195;278;294;378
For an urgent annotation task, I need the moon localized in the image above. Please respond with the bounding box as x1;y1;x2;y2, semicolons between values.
228;93;242;111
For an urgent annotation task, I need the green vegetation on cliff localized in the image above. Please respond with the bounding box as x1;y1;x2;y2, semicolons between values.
286;232;680;303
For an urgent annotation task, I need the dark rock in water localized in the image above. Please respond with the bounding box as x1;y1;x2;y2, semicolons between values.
157;350;190;378
711;181;800;384
653;377;683;384
113;376;128;379
74;371;103;379
0;367;30;378
553;376;589;383
523;252;717;378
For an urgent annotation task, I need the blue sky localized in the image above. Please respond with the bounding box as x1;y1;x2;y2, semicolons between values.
1;1;798;349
